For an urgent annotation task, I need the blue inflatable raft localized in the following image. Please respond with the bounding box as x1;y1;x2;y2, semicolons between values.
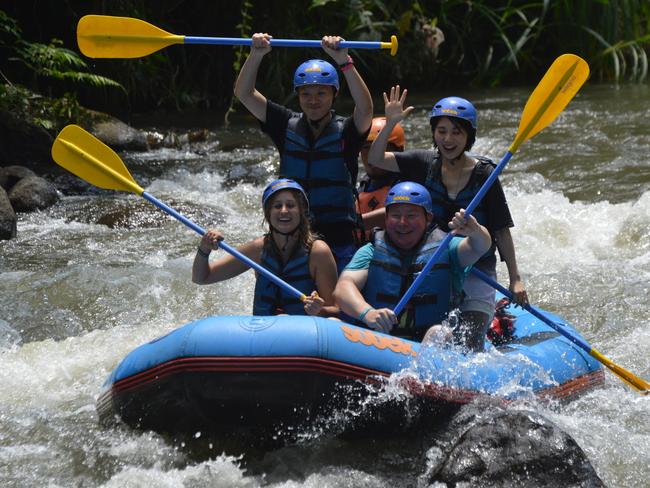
97;297;604;440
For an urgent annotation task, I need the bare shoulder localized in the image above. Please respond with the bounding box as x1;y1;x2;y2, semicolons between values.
311;239;334;256
237;235;265;261
252;236;266;247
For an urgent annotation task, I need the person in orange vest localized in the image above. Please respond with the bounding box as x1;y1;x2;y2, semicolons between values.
357;117;405;237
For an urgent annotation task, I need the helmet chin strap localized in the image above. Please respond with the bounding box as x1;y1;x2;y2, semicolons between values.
271;225;300;251
309;110;332;129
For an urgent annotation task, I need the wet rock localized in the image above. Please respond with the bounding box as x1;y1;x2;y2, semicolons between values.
187;128;209;143
95;202;166;229
145;128;209;149
146;131;165;149
423;403;604;487
0;110;53;170
0;187;17;240
91;116;148;151
8;175;59;212
162;131;180;148
0;165;37;191
50;172;97;196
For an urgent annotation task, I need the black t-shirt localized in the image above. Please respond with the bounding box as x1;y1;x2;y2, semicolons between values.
394;149;513;234
260;100;369;245
260;100;367;183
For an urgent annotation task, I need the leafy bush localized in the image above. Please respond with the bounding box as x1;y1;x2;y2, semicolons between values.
0;9;123;97
0;83;84;132
11;38;123;90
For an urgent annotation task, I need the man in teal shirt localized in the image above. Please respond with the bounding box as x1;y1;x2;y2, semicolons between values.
334;181;491;342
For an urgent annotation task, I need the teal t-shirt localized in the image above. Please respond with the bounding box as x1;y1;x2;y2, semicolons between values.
344;236;469;293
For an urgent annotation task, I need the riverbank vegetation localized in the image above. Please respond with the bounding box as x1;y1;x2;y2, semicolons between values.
1;1;648;123
0;9;122;134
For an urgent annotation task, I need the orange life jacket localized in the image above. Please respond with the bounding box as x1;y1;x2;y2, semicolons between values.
357;185;390;240
357;185;390;214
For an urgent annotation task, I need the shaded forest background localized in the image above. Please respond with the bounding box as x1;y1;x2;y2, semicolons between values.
1;0;649;125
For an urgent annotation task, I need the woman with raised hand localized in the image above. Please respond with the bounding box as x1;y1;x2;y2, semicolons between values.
367;86;528;351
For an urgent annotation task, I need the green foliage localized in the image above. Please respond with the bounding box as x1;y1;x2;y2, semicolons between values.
3;1;649;119
0;83;80;132
224;0;254;125
0;10;20;42
547;0;650;82
11;38;124;90
303;0;650;87
0;9;123;95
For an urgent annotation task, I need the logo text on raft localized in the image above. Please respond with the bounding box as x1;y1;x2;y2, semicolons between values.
340;325;417;357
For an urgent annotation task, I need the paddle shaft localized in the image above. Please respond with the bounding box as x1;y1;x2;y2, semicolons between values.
185;36;386;50
393;151;514;315
470;268;590;350
471;267;649;394
141;192;306;301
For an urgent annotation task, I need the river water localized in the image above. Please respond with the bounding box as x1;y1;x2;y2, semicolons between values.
1;83;649;487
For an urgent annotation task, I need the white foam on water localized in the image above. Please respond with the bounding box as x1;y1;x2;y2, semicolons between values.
100;455;257;488
504;183;650;268
497;183;649;359
266;470;390;488
493;184;650;487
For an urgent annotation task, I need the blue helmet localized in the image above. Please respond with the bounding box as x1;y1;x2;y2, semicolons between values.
429;96;477;129
385;181;433;215
262;178;308;208
293;59;339;92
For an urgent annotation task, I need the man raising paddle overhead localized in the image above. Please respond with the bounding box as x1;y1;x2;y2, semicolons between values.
234;33;373;273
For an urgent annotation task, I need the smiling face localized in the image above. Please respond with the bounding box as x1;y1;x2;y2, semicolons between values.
432;117;469;162
385;203;432;250
297;84;336;122
266;189;302;234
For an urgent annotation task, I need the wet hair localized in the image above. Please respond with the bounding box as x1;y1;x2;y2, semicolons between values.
262;189;317;251
430;116;476;152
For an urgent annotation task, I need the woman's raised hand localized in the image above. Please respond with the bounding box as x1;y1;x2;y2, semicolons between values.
383;85;414;123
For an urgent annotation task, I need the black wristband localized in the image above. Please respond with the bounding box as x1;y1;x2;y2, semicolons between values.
197;247;210;258
338;55;354;70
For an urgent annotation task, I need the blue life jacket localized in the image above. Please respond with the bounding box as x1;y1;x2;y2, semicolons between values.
423;155;495;231
423;154;496;263
281;113;358;228
363;229;462;340
252;240;315;316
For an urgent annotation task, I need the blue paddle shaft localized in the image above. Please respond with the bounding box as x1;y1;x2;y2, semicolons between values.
141;192;306;300
185;36;385;50
469;268;593;352
393;151;514;316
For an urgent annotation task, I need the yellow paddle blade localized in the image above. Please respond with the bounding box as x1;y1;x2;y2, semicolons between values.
77;15;184;58
510;54;589;153
590;349;650;395
51;125;144;195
